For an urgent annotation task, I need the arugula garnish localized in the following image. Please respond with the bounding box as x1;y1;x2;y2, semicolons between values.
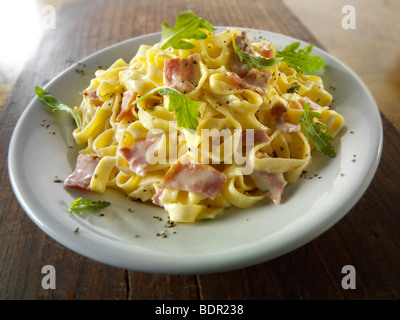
276;42;325;74
131;87;200;130
232;35;282;70
67;197;111;215
35;86;81;130
160;10;214;50
300;103;336;157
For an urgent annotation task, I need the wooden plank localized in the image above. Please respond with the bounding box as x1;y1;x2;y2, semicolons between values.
1;0;399;300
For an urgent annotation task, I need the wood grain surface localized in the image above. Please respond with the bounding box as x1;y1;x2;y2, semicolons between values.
1;0;399;300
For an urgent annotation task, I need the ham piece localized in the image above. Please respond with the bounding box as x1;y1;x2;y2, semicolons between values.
117;90;136;121
83;89;103;106
250;170;287;204
119;134;162;177
64;154;99;189
241;129;270;147
163;53;200;94
270;101;301;133
270;102;289;122
260;40;274;59
230;31;272;93
227;70;271;94
152;160;227;205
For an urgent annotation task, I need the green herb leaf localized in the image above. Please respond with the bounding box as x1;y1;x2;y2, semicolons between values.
300;103;336;157
160;10;214;50
35;86;81;130
287;83;300;94
232;35;281;70
67;197;111;215
131;87;200;130
276;42;325;74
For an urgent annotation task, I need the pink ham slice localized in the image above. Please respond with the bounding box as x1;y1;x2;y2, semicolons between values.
227;70;271;94
270;102;301;133
289;97;323;111
260;40;273;59
275;122;301;133
152;160;227;205
117;90;136;121
83;89;103;106
250;170;287;204
230;31;272;93
252;129;270;144
270;101;289;122
163;53;200;94
241;129;270;147
64;154;99;189
119;133;163;177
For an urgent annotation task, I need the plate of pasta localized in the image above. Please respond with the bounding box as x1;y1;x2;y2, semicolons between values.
9;12;382;274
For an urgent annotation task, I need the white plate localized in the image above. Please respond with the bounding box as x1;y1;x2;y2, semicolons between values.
8;28;383;274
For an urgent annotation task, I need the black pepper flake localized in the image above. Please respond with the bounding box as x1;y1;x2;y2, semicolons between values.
75;68;88;76
165;220;175;228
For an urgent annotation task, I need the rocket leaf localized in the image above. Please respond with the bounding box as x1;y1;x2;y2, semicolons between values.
35;86;81;130
276;42;325;74
131;87;200;130
160;10;214;50
300;103;336;157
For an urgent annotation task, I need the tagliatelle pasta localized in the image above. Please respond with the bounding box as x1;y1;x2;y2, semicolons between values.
66;27;344;223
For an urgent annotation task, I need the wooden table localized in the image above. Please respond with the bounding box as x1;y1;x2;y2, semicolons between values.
1;0;399;301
